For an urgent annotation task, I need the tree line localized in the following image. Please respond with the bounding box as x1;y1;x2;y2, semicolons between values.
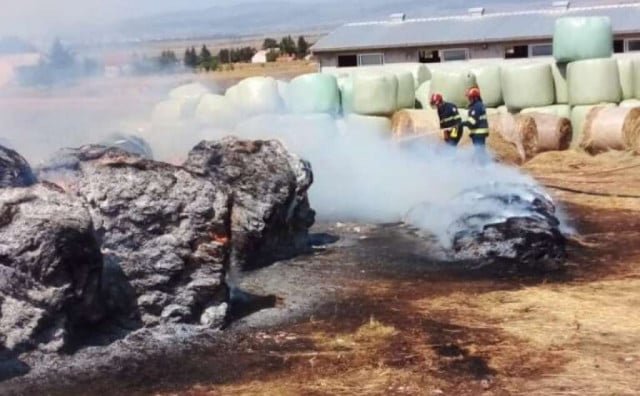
181;35;311;72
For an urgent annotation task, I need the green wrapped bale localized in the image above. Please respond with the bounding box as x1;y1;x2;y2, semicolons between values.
351;72;399;116
470;64;503;107
551;62;569;104
567;59;621;106
415;80;431;108
396;71;416;109
285;73;340;115
227;76;283;116
633;59;640;99
553;17;613;62
617;58;635;101
430;69;476;108
338;76;354;115
501;63;555;110
521;104;571;119
570;104;616;148
169;82;212;99
195;94;240;129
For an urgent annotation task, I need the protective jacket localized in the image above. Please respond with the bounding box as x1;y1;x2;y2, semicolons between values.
463;98;489;136
437;101;463;140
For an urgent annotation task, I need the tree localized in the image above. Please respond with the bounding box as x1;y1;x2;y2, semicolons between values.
48;38;74;69
184;47;198;69
279;35;296;56
200;45;212;65
157;50;178;70
262;38;278;50
266;50;279;62
296;36;310;59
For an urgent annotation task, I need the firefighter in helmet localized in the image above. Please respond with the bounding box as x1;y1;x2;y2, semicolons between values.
430;93;463;147
462;87;490;162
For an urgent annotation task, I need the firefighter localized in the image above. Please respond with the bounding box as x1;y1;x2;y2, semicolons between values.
430;93;463;147
462;87;490;163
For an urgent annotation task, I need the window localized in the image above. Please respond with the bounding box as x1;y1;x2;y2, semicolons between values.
614;40;624;53
418;50;441;63
358;53;384;66
504;45;528;59
337;54;357;67
626;39;640;52
441;48;468;62
529;43;553;57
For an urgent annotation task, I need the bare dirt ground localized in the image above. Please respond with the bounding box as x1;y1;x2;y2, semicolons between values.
10;150;633;396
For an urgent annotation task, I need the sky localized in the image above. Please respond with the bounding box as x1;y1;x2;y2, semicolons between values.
0;0;618;40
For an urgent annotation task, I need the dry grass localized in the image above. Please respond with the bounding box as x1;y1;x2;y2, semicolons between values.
202;61;317;82
413;279;640;395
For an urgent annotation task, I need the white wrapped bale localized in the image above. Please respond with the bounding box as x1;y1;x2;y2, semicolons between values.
396;72;416;109
620;99;640;108
228;76;283;116
277;80;289;102
415;80;431;109
470;65;503;107
285;73;340;115
570;104;616;148
551;63;569;104
553;17;613;62
194;94;239;129
338;76;354;114
634;60;640;99
501;63;555;110
351;72;399;116
618;58;635;100
382;63;431;87
567;59;621;106
169;82;212;99
521;104;571;119
430;69;476;108
151;98;196;127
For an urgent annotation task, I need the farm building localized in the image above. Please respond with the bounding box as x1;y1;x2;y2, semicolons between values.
311;1;640;68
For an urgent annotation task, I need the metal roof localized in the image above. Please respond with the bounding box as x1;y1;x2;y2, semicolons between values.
312;3;640;52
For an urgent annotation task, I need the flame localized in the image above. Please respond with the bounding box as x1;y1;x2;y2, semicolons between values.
209;232;229;245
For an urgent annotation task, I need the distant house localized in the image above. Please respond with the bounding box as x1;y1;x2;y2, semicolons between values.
311;1;640;68
252;50;269;63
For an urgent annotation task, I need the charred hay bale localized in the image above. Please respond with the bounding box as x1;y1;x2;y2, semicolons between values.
0;183;104;353
184;137;315;271
0;144;36;188
448;183;566;273
39;145;231;327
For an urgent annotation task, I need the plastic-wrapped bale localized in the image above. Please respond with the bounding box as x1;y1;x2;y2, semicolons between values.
390;109;440;139
526;113;572;152
415;80;431;108
581;106;640;154
470;64;502;107
396;72;416;109
486;113;539;165
617;58;635;101
553;16;613;62
277;80;289;102
521;104;571;119
151;98;196;127
551;62;569;104
229;76;283;116
351;72;398;116
430;69;476;108
497;105;510;114
342;114;392;139
337;76;353;114
570;104;617;148
169;82;212;100
620;99;640;108
380;63;431;87
634;60;640;99
501;63;555;110
486;108;500;115
567;59;621;106
195;94;240;129
285;73;340;115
